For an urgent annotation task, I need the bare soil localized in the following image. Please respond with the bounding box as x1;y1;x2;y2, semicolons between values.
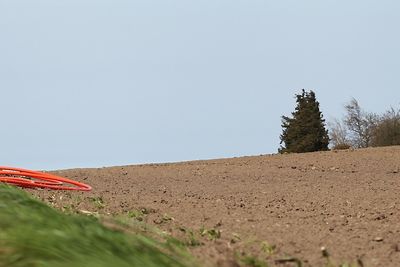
31;146;400;267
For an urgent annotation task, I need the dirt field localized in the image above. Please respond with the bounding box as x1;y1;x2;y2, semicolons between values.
31;146;400;267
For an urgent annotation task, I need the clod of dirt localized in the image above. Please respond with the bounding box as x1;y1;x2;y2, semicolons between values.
374;214;387;221
391;244;400;252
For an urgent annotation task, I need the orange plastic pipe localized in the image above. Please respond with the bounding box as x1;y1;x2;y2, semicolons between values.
0;166;92;191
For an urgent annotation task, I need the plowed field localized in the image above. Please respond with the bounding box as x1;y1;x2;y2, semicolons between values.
32;146;400;267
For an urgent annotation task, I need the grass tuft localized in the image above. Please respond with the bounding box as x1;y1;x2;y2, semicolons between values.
0;185;198;267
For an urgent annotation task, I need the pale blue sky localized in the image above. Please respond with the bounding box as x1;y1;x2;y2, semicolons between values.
1;0;399;170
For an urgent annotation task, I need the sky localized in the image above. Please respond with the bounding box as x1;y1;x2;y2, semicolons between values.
1;0;399;170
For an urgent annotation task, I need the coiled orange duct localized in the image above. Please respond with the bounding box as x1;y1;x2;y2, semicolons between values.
0;166;92;191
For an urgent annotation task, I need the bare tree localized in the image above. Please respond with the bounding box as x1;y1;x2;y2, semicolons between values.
328;118;350;149
372;107;400;146
344;98;378;148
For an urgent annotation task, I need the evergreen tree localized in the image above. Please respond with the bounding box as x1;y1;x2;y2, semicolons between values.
279;90;329;153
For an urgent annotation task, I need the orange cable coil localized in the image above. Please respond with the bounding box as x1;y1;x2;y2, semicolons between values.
0;166;92;191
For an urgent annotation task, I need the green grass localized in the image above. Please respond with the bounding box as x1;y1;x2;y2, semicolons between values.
0;185;198;267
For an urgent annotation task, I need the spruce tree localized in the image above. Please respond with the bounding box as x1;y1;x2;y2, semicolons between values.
279;90;329;153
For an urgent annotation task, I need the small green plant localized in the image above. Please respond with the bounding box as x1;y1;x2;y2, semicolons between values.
200;227;221;240
261;241;276;257
178;227;202;247
127;210;145;221
187;231;202;246
88;196;105;209
154;213;175;225
237;253;269;267
162;213;174;222
231;233;241;244
61;203;76;214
